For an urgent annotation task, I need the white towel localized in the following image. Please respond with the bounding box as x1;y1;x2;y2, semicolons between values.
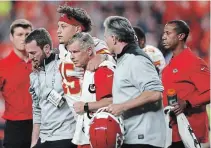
164;106;173;148
72;71;95;145
72;113;91;145
164;106;201;148
177;113;201;148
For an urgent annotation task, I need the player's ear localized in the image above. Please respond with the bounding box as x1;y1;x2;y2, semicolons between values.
10;33;14;42
112;35;117;45
87;47;93;56
178;33;185;41
76;26;82;33
43;44;51;57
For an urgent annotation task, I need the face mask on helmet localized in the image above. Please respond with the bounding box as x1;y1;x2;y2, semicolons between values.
88;108;124;148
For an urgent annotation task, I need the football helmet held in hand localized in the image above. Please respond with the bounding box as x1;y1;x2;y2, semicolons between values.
88;108;124;148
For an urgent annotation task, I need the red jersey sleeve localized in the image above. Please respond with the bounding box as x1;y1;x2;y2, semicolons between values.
94;67;113;101
187;60;210;106
190;60;210;93
96;48;110;54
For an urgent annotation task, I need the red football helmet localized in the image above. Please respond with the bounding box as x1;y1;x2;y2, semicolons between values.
88;108;124;148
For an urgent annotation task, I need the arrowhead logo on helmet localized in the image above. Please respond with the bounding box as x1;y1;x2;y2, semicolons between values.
88;108;125;148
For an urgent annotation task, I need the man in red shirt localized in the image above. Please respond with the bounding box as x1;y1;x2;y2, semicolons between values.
66;32;114;148
162;20;210;148
0;19;33;148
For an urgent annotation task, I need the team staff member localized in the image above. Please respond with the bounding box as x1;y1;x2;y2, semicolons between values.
0;19;33;148
162;20;210;148
104;16;166;148
67;32;114;148
25;28;77;148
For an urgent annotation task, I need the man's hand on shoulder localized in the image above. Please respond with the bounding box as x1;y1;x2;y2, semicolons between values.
87;54;107;71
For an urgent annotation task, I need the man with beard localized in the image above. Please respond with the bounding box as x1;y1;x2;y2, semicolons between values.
25;28;77;148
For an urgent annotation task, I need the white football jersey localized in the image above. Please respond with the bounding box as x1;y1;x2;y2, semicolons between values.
72;60;115;145
58;37;109;106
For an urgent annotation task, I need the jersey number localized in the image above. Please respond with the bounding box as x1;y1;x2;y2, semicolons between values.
59;63;81;95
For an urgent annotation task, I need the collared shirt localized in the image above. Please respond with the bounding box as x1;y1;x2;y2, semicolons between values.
162;47;210;143
30;55;76;142
0;51;32;120
113;43;165;147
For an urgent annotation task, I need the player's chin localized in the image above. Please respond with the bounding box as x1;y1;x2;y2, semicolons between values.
162;45;170;50
58;38;64;44
18;48;25;52
74;63;82;68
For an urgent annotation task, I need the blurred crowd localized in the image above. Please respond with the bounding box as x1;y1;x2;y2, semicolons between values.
0;1;210;63
0;1;209;146
0;0;210;123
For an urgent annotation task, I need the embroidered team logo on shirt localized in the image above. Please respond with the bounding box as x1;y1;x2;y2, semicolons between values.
173;68;178;73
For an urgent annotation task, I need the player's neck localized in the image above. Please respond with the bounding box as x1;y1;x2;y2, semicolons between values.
115;42;128;55
84;54;95;70
172;43;187;57
13;48;29;62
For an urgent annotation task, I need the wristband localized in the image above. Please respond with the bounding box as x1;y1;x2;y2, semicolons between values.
84;102;89;112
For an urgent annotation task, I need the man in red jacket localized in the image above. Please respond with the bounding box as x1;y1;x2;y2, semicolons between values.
0;19;33;148
162;20;210;148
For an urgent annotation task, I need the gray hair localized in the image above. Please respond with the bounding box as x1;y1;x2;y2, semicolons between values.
67;32;94;50
103;16;136;43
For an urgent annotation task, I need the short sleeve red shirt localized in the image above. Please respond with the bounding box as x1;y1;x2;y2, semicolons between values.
94;67;113;101
162;48;210;143
0;51;32;120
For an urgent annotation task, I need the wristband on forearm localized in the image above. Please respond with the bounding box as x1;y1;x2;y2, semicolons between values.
84;102;89;112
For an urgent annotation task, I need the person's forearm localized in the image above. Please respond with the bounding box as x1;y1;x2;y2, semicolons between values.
31;123;40;148
88;97;112;111
122;91;162;111
185;89;210;107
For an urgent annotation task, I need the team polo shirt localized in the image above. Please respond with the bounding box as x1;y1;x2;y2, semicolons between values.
162;48;210;143
0;51;32;120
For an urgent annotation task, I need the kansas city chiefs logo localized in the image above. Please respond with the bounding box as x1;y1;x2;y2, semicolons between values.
88;84;96;93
